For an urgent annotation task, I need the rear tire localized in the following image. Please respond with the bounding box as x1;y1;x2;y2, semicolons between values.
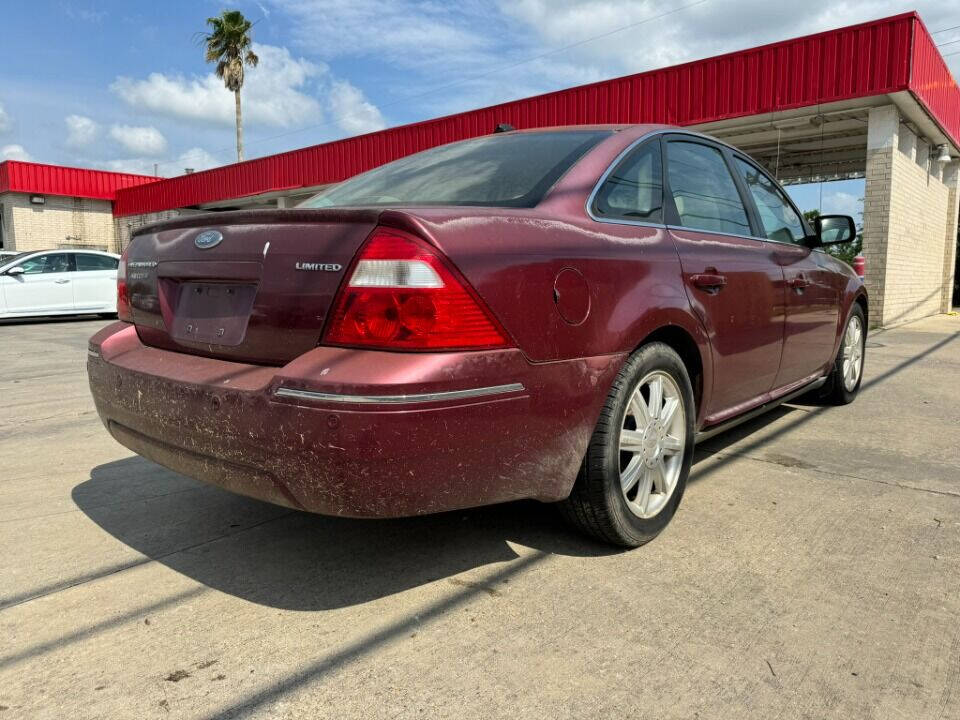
559;342;695;547
824;304;866;405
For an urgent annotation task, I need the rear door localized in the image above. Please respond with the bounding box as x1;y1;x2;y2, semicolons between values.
1;252;75;314
662;136;786;422
731;155;841;387
72;252;119;312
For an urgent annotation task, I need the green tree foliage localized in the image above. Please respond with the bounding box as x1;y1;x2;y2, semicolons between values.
804;209;863;267
203;10;259;162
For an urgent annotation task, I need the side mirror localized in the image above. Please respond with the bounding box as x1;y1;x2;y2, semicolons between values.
4;266;25;277
814;215;857;246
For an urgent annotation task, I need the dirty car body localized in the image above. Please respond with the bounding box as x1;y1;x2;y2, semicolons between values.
88;125;866;535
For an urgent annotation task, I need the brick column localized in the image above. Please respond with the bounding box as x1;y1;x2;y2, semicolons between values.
942;161;959;312
862;105;898;326
862;105;956;327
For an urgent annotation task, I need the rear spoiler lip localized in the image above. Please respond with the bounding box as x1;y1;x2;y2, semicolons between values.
131;207;386;238
130;205;543;241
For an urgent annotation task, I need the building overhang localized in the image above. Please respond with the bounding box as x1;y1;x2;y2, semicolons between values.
693;90;959;185
0;161;156;202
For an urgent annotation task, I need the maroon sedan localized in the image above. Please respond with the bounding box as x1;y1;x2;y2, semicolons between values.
87;125;866;547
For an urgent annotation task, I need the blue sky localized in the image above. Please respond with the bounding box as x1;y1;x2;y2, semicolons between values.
1;1;957;216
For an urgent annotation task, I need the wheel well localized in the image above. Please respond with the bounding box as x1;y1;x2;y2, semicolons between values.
854;293;868;327
639;325;704;411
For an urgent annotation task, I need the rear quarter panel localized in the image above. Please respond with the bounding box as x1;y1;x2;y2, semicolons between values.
387;208;713;423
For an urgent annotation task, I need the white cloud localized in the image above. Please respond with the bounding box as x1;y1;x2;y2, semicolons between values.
1;144;33;162
822;190;863;220
0;103;10;134
177;147;222;173
110;43;324;129
276;0;960;120
109;124;167;155
64;5;107;23
328;81;386;135
101;146;222;177
275;0;496;70
500;0;960;78
65;115;98;148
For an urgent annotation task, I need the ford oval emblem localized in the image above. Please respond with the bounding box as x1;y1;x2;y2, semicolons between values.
194;230;223;250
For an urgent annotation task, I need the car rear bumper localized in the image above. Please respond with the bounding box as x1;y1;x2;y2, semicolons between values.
87;322;623;518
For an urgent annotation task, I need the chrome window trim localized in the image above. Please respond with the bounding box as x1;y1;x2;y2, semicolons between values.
586;128;764;229
666;225;823;254
274;382;525;405
729;151;812;247
585;131;668;229
664;225;764;244
586;128;824;250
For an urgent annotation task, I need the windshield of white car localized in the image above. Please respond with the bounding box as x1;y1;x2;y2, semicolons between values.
0;252;28;271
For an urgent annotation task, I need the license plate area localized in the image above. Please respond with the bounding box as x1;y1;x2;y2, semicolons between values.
171;282;257;346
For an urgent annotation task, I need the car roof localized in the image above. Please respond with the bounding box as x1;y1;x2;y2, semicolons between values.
506;123;675;135
6;249;119;257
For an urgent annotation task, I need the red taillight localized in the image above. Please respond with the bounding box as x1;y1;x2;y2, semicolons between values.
323;228;509;351
117;246;133;322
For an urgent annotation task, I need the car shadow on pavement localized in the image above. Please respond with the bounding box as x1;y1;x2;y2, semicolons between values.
73;457;619;611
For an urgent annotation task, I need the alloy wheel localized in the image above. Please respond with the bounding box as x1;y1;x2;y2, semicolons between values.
842;315;864;391
618;371;686;519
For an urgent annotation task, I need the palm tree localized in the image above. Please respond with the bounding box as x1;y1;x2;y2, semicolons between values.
203;10;259;162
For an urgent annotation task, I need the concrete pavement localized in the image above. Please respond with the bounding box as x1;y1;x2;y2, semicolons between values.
1;314;958;719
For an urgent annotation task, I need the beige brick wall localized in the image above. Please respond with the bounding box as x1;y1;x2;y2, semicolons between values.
863;106;957;327
0;192;116;253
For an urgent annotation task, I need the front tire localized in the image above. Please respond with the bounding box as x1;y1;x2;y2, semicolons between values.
560;342;695;547
825;304;866;405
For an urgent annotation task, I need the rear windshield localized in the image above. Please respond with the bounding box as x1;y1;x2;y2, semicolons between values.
301;130;611;209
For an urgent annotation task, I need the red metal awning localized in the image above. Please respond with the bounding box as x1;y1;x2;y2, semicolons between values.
0;161;156;201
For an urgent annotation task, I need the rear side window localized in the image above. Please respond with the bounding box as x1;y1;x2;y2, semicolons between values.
666;141;750;236
592;140;663;222
734;158;807;244
75;254;119;271
302;131;611;209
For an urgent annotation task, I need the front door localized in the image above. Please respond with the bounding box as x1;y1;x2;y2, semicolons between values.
730;155;841;387
663;137;786;422
1;252;75;314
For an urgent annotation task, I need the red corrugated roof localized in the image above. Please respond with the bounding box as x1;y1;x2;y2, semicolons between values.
113;12;927;217
910;15;960;148
0;160;157;201
14;11;952;218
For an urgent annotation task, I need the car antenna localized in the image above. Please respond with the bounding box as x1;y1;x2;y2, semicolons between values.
494;123;515;133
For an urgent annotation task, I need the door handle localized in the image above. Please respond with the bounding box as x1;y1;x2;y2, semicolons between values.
54;279;70;284
789;274;811;291
691;273;727;291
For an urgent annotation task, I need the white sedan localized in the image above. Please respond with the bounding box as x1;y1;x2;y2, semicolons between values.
0;249;120;319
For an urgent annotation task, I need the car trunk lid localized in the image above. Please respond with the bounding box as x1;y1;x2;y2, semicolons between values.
126;208;381;365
